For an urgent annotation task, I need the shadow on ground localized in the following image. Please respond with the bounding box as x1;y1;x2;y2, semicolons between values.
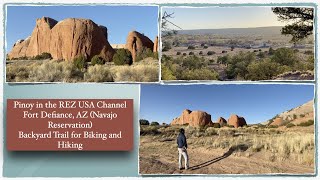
189;144;249;171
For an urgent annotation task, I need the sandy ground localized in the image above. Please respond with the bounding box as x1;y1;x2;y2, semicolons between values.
139;135;314;175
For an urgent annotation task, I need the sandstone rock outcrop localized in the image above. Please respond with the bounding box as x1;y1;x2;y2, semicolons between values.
125;31;154;62
269;117;284;126
8;17;115;61
217;117;227;126
171;109;213;127
25;17;58;57
8;37;31;58
153;36;158;52
227;114;247;128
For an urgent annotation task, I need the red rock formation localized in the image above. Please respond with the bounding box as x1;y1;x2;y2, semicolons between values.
8;17;115;61
217;117;227;126
171;109;213;127
25;17;58;57
227;114;247;128
153;36;158;52
125;31;154;62
269;117;284;126
7;37;31;59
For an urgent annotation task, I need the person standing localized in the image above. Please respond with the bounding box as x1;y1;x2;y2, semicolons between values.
177;128;189;170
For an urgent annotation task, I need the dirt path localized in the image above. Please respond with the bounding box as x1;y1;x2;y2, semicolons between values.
139;137;314;175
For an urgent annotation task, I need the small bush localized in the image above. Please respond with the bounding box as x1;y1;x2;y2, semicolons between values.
187;45;195;50
182;53;187;56
91;55;105;66
176;52;181;55
297;120;314;127
286;123;295;128
136;47;156;62
207;51;215;55
150;122;160;126
189;52;194;55
33;52;52;60
73;55;87;70
268;125;278;128
199;51;203;55
212;123;221;128
222;50;227;53
113;49;133;65
203;45;208;49
140;119;150;125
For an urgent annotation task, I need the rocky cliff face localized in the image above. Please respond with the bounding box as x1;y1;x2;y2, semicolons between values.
227;114;247;128
8;17;115;61
171;109;213;127
125;31;154;62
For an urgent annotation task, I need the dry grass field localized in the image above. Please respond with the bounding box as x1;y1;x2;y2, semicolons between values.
139;125;314;175
6;57;159;83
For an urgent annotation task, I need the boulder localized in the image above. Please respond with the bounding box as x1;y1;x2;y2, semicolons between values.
217;117;227;126
8;17;115;62
171;109;213;127
153;36;159;52
227;114;247;128
125;31;154;62
50;18;115;61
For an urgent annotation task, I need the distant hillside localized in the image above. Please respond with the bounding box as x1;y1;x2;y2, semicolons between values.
261;100;314;126
177;26;283;36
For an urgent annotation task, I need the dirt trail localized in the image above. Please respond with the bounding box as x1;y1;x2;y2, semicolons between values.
139;136;314;175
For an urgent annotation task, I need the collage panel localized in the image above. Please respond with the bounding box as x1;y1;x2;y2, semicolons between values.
160;6;315;82
139;84;315;175
5;5;160;83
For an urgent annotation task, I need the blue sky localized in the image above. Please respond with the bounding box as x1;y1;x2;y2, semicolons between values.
162;6;287;30
140;84;314;124
6;5;158;51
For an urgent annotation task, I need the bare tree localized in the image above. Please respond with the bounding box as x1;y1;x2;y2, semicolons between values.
161;11;182;37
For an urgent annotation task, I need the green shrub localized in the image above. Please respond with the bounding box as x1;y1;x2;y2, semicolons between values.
161;65;176;80
204;45;208;49
189;52;194;55
139;119;150;125
286;123;295;128
212;123;221;128
113;49;133;65
226;51;255;79
136;47;156;62
199;51;203;55
207;51;215;55
272;48;297;66
217;55;229;65
91;55;105;66
247;59;281;80
268;47;275;55
176;52;181;55
150;121;160;126
73;55;87;70
187;45;195;50
33;52;52;60
297;120;314;127
304;50;313;55
182;53;187;56
180;68;219;80
268;125;278;128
